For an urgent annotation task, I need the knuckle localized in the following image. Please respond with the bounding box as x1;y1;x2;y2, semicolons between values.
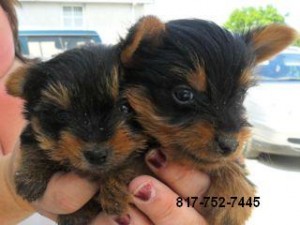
168;167;191;184
196;173;211;196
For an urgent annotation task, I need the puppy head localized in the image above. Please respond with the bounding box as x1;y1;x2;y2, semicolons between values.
121;16;298;163
6;45;145;176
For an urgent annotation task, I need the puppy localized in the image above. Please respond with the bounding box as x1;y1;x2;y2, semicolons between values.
119;16;298;225
6;45;147;225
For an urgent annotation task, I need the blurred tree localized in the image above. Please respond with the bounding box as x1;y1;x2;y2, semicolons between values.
224;5;300;46
224;5;285;32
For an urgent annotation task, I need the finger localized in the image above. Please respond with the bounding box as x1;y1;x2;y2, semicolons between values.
90;207;153;225
129;176;207;225
90;212;115;225
146;149;210;203
33;172;98;214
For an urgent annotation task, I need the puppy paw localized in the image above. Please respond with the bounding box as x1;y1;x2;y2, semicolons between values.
101;198;129;216
58;214;93;225
14;171;48;201
58;215;88;225
99;183;131;215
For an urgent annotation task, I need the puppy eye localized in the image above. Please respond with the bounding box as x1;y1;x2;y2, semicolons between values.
56;111;69;123
173;86;194;104
119;103;131;114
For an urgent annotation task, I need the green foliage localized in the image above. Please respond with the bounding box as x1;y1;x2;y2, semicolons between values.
295;39;300;47
224;5;285;33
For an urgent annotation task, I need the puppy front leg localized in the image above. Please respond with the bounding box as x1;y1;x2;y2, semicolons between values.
201;163;256;225
14;129;62;202
98;160;151;216
99;175;132;216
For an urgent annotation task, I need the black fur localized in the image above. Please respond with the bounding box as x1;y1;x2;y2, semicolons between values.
22;45;120;144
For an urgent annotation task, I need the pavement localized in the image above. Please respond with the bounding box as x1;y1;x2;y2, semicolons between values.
246;154;300;225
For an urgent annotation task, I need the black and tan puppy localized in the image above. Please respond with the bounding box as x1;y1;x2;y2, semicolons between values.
120;16;298;225
6;45;147;225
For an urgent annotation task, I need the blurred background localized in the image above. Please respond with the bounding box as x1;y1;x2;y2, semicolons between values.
15;0;300;225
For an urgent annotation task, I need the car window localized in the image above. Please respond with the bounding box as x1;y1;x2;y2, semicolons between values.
256;53;300;81
25;36;98;59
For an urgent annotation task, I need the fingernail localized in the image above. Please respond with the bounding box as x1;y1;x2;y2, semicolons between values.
114;214;130;225
134;182;154;201
146;149;167;169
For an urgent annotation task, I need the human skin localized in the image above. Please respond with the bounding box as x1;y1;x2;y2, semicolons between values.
0;6;15;78
0;6;25;156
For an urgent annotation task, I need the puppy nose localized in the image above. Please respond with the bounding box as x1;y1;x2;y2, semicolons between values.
84;146;108;165
216;134;238;155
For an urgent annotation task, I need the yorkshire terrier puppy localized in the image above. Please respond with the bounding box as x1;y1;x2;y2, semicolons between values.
6;45;147;225
119;16;298;225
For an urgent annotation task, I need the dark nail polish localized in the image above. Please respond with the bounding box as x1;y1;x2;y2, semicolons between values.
114;214;130;225
147;149;167;169
134;183;153;201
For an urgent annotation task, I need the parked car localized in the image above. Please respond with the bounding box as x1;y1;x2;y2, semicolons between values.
244;47;300;158
19;30;101;60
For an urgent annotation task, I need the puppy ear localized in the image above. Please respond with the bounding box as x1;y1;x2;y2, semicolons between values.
5;65;31;98
120;15;165;66
243;24;298;64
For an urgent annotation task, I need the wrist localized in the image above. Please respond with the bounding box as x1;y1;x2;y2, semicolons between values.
0;154;34;224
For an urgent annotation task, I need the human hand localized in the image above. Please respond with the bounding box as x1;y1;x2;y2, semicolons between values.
89;149;210;225
6;144;209;224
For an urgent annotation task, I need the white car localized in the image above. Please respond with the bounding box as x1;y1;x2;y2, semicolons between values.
244;47;300;158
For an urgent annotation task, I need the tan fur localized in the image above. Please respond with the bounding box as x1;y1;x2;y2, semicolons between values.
239;68;254;87
187;65;207;92
31;117;56;151
99;175;133;215
231;128;252;160
251;24;298;63
201;162;256;225
110;66;120;100
121;16;165;65
5;65;29;97
30;118;90;172
42;82;70;109
55;131;84;164
108;125;144;157
33;124;84;167
31;117;42;134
